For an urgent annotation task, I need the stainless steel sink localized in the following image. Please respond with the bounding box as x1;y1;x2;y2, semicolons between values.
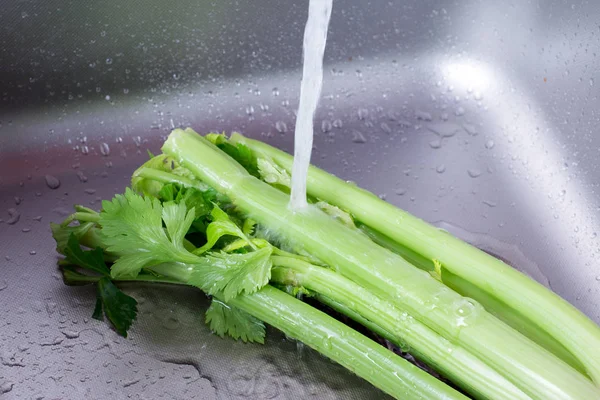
2;0;599;398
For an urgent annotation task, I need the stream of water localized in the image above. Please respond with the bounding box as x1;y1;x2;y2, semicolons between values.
288;0;333;209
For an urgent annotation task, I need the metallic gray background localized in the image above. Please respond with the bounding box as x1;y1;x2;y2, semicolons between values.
1;0;600;398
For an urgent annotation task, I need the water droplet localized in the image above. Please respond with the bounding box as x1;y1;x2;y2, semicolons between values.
452;298;480;326
0;280;7;291
596;275;600;281
100;142;110;156
100;30;107;37
76;171;88;183
455;107;466;116
245;105;254;115
436;164;446;173
429;140;442;149
321;119;332;133
14;197;22;205
427;123;460;137
105;58;113;65
380;122;392;134
81;145;89;155
105;95;111;101
463;124;478;136
482;200;497;207
357;108;369;120
0;382;14;394
485;140;495;149
123;88;129;94
275;121;288;134
21;228;30;233
6;209;21;225
272;87;279;96
590;78;595;87
29;250;36;255
467;169;482;178
62;330;80;339
332;118;343;128
474;91;483;101
84;188;97;195
395;188;407;196
45;175;61;189
352;131;367;144
415;110;433;121
173;73;180;80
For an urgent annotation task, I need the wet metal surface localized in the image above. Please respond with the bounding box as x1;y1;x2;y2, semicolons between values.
2;0;600;398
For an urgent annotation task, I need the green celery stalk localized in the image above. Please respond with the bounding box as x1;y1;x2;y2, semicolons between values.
143;264;464;400
358;223;586;375
230;132;600;385
270;257;529;400
162;129;600;399
231;286;466;400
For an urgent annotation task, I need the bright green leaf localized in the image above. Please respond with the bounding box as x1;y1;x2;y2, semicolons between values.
189;247;273;301
100;188;198;279
205;298;265;343
193;204;252;255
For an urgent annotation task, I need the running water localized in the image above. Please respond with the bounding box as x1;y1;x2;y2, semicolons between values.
289;0;333;209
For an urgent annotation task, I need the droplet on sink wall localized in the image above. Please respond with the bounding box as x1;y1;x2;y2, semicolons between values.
415;110;433;121
429;140;442;149
467;169;482;178
45;175;61;189
100;143;110;156
275;121;288;134
6;209;20;225
352;131;367;144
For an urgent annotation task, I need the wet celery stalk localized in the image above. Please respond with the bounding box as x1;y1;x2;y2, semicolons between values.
269;257;529;400
230;132;600;386
162;129;600;399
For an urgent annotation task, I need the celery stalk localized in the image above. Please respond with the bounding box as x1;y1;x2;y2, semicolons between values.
230;132;600;385
144;264;464;400
270;258;530;400
162;129;600;399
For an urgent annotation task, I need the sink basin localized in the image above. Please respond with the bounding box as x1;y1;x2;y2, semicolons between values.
1;0;599;398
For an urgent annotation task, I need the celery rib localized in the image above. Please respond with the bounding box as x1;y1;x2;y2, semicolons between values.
231;132;600;386
269;257;530;400
163;129;600;399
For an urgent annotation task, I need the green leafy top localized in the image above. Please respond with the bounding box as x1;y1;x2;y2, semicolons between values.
100;188;198;279
53;184;278;343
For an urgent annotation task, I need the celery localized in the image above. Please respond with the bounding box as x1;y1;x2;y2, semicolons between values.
231;132;600;385
161;129;600;399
